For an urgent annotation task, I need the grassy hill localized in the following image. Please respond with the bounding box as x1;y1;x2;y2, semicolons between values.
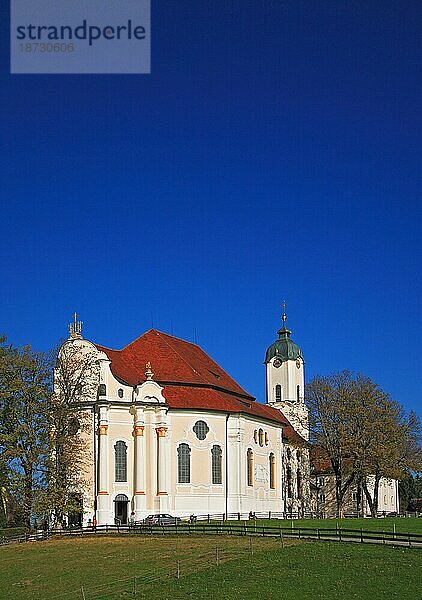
1;531;421;600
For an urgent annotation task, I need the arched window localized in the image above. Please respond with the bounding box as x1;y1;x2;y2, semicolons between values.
177;443;191;483
114;441;127;482
275;384;282;402
118;388;124;398
98;384;106;397
193;420;209;440
297;469;302;499
297;385;300;402
211;445;222;484
258;428;264;447
247;449;253;486
265;432;269;446
269;453;275;489
253;430;258;443
287;466;293;498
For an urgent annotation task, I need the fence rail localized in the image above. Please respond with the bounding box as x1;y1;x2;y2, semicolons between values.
2;519;421;548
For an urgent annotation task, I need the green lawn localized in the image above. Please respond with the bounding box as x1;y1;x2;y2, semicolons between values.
226;516;422;534
0;534;420;600
156;542;421;600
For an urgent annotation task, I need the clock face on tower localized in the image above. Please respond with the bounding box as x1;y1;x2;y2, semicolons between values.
273;358;282;368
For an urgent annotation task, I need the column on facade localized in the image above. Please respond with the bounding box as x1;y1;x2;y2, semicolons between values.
97;404;109;524
156;427;169;509
227;416;242;515
133;407;146;516
277;429;284;513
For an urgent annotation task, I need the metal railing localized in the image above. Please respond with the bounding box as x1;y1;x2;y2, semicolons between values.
2;514;421;548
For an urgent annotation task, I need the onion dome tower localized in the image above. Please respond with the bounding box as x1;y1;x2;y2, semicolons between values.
265;303;308;440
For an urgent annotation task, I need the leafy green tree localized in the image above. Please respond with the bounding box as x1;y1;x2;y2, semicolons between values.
307;371;421;517
399;472;422;512
0;339;51;527
344;375;421;516
307;371;357;517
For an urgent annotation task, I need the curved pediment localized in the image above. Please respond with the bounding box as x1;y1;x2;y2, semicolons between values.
135;379;165;403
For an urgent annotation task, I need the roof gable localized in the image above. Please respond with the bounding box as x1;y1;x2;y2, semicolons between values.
96;329;252;397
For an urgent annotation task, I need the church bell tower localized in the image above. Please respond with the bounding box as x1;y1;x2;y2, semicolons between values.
265;303;309;440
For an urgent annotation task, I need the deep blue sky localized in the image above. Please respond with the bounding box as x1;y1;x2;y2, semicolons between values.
0;2;420;416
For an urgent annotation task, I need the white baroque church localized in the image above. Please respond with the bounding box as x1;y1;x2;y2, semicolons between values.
62;312;310;526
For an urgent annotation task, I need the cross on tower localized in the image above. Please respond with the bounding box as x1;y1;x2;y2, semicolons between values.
281;300;287;325
69;312;83;339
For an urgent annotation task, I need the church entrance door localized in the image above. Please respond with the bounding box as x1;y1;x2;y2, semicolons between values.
114;494;129;524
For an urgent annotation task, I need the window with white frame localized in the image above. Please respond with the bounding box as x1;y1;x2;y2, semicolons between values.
211;445;222;484
193;420;209;441
247;449;253;486
177;443;191;483
269;453;275;489
114;441;127;482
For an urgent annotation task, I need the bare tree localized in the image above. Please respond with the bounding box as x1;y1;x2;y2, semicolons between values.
42;339;99;526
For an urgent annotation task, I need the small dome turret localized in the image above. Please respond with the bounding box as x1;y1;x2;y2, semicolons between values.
264;302;303;364
264;326;303;363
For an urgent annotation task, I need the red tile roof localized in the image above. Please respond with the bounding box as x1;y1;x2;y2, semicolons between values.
161;385;288;424
95;329;305;440
96;329;250;396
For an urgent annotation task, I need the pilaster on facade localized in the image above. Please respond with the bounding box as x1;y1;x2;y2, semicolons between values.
133;405;146;515
276;427;284;510
97;404;110;524
156;426;169;510
227;416;243;514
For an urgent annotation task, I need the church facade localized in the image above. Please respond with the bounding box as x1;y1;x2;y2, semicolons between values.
63;314;310;526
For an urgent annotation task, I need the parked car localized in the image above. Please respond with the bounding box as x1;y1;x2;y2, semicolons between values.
144;514;181;526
